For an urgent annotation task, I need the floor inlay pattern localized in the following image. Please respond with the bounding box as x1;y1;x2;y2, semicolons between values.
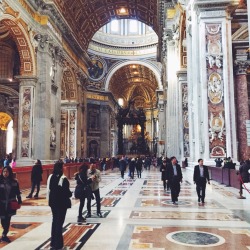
106;189;127;196
36;223;100;250
0;223;40;248
130;211;241;220
117;225;250;249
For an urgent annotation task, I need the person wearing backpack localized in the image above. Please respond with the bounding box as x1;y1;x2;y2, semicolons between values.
47;161;72;250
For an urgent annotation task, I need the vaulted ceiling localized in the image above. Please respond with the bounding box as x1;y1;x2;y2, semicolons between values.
109;64;158;109
53;0;159;50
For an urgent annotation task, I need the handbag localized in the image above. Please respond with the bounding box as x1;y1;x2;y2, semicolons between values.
9;200;21;210
74;184;85;199
74;175;92;199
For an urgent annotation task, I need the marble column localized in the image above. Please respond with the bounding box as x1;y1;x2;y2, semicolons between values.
100;105;111;157
235;60;250;161
15;76;37;165
166;38;180;159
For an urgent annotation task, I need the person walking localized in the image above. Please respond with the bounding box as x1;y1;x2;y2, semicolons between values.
160;159;168;191
193;159;210;204
129;158;136;179
119;157;127;179
136;157;143;178
0;166;22;243
75;164;94;222
26;159;43;199
87;164;102;218
166;156;183;204
47;161;72;250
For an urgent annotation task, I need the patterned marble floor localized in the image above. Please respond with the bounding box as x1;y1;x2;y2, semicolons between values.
1;167;250;250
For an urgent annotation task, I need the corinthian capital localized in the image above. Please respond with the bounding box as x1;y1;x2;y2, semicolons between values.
234;60;250;75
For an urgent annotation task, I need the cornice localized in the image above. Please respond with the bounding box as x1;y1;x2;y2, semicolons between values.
194;0;239;12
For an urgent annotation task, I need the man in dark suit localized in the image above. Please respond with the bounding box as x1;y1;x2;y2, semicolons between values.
166;156;183;205
193;159;210;203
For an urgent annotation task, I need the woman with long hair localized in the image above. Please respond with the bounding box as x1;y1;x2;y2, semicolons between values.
0;166;22;243
47;161;72;250
75;164;94;222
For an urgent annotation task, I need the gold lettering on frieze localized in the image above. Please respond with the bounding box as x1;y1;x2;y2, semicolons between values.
87;94;108;101
89;44;156;56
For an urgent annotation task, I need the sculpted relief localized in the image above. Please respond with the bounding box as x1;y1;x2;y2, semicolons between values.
208;72;223;104
209;112;225;142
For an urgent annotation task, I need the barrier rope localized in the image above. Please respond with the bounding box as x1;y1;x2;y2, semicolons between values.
239;174;250;194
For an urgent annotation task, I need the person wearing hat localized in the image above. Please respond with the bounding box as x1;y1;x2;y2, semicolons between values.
166;156;183;204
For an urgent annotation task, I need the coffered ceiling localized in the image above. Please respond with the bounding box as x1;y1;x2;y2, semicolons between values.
53;0;158;50
109;64;158;108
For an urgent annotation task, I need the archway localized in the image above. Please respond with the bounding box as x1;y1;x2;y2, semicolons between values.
0;112;12;159
105;60;162;91
0;17;36;76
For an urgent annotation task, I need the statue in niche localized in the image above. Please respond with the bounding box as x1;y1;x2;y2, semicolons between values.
208;73;223;104
50;118;56;148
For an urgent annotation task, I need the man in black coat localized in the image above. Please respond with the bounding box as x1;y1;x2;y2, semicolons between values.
26;159;43;198
166;156;183;204
193;159;210;203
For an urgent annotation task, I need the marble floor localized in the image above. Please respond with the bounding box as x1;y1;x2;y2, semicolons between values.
1;167;250;250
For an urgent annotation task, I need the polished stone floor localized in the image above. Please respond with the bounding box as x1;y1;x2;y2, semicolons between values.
1;166;250;250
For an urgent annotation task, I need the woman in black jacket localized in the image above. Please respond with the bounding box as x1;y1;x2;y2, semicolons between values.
75;164;94;222
0;166;22;243
47;161;72;250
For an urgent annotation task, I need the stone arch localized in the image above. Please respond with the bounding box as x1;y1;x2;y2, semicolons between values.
0;15;36;76
61;68;78;101
105;60;162;91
